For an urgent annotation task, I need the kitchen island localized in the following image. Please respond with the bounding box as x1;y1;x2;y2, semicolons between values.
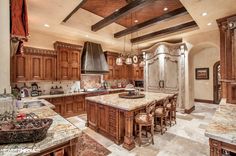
0;100;82;156
205;99;236;156
85;91;173;150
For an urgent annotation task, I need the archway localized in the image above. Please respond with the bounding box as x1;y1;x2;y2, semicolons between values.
188;42;220;104
213;61;221;104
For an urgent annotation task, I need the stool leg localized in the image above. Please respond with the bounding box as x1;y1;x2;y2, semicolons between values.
160;117;163;135
169;111;172;127
151;125;154;145
139;124;142;147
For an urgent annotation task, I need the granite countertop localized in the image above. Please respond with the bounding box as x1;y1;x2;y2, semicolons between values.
205;99;236;145
85;91;174;111
0;103;82;156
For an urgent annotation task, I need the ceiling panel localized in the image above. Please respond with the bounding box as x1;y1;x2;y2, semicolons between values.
81;0;184;27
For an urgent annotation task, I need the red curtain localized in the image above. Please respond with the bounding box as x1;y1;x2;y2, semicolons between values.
11;0;29;39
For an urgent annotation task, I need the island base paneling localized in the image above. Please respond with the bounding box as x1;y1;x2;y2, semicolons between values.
209;138;236;156
86;100;149;150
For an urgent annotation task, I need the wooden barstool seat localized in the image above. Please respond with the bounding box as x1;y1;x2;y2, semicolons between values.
154;98;169;135
134;101;156;146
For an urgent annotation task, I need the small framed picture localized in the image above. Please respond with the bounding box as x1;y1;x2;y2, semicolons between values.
195;68;209;80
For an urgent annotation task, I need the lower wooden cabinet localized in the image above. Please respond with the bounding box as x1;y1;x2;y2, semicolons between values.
45;94;85;118
86;100;121;144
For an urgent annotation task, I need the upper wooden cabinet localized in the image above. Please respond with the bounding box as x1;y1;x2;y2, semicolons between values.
12;54;30;82
11;47;57;82
104;51;143;80
54;41;82;80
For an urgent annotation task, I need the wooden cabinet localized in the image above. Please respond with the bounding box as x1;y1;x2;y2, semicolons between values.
45;94;85;118
43;56;56;80
86;101;120;143
131;65;143;80
11;47;57;82
104;51;143;81
30;55;43;80
54;41;82;80
12;54;30;82
217;14;236;104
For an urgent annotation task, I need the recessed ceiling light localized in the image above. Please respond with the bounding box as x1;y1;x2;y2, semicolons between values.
202;12;207;16
85;35;89;37
44;24;50;28
115;9;119;12
134;20;138;23
163;7;168;11
207;22;212;26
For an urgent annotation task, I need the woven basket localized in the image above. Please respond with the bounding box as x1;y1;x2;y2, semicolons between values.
0;118;53;144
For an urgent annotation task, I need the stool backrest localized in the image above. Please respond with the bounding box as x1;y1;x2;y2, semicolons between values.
146;101;156;115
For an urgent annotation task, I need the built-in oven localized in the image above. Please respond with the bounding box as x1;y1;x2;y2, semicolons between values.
134;80;144;88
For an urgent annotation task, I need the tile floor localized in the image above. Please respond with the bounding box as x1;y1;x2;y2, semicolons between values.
67;102;218;156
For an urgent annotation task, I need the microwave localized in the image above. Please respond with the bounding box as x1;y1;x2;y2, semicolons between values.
134;80;144;88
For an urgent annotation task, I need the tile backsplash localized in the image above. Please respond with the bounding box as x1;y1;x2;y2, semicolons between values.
11;74;131;96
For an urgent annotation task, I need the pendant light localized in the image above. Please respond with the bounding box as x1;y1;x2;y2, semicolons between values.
116;35;126;65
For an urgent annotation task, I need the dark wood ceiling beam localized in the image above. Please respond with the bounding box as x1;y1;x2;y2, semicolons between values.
63;0;87;23
130;21;198;43
91;0;155;32
114;7;188;38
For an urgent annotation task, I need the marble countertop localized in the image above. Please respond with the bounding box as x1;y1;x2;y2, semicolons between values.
205;99;236;145
0;102;82;156
85;91;174;111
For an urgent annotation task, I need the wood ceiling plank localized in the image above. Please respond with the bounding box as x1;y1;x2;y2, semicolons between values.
91;0;155;32
130;21;198;43
114;7;188;38
63;0;88;23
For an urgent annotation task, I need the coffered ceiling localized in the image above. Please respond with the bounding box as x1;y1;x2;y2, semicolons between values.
27;0;236;53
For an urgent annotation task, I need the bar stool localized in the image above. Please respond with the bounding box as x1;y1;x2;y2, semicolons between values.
134;101;156;146
154;98;169;135
169;93;178;126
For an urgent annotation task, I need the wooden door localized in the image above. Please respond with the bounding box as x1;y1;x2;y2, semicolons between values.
97;105;109;133
70;51;81;80
12;55;29;82
59;48;70;80
43;56;56;80
30;55;43;80
107;56;115;80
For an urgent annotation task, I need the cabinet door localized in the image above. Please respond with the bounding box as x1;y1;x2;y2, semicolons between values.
97;105;109;133
108;107;118;137
64;96;74;117
59;48;70;80
145;55;161;91
163;56;179;91
30;55;43;80
74;95;85;114
139;67;144;79
70;51;81;80
51;97;65;115
87;101;97;127
12;55;29;82
43;56;56;80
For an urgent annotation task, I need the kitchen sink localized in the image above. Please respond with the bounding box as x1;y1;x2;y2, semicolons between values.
23;101;45;108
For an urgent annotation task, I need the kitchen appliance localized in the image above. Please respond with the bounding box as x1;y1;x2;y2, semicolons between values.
81;41;109;74
134;80;144;88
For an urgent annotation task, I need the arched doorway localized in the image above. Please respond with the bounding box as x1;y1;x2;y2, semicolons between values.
213;61;221;104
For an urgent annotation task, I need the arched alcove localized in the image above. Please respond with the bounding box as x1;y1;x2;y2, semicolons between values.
188;42;220;104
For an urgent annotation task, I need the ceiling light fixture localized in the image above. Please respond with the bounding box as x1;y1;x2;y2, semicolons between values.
44;24;50;28
207;22;212;26
202;12;208;16
85;35;89;37
163;7;168;11
115;9;119;12
134;19;138;23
